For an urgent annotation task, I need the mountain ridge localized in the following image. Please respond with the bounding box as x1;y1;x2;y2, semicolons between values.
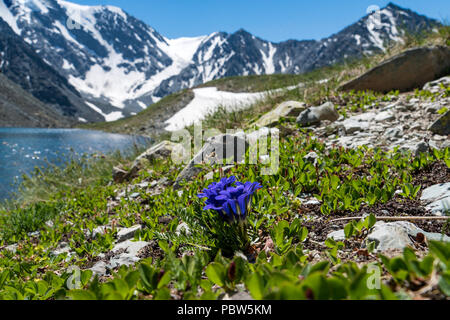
0;16;104;124
0;0;442;125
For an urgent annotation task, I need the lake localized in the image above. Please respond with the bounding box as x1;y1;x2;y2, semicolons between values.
0;128;151;201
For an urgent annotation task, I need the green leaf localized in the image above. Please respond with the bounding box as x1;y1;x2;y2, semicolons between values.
154;287;172;300
67;290;97;300
438;273;450;296
139;263;157;293
429;241;450;264
367;241;376;253
277;284;305;300
0;270;9;289
246;273;265;300
81;270;93;287
157;271;172;289
367;214;377;229
325;238;337;248
379;285;398;300
298;227;309;242
158;240;170;254
124;270;140;289
205;263;226;287
305;261;330;276
344;222;354;239
326;278;348;300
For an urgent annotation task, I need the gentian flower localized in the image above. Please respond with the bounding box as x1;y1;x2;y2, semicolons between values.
198;176;262;222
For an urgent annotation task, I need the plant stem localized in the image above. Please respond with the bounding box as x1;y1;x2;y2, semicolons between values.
330;216;450;223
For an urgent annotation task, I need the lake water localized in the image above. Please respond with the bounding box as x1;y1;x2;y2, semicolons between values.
0;128;151;201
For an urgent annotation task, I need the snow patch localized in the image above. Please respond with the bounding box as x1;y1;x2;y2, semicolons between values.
261;42;276;74
0;0;21;34
354;34;361;46
85;101;123;122
165;87;267;131
137;101;147;109
166;35;207;63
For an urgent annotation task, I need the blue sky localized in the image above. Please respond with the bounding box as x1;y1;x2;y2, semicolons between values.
71;0;450;42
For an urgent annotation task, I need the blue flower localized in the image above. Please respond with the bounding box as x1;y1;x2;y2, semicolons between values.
198;176;262;222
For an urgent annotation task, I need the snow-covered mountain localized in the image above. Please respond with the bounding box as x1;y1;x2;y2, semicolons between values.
155;4;439;98
0;15;103;123
0;0;441;123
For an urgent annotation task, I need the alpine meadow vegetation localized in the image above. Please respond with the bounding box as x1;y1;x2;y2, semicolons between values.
0;25;449;301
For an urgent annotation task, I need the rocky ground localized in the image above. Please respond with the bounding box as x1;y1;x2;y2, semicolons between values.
314;77;450;154
71;76;449;281
1;46;449;300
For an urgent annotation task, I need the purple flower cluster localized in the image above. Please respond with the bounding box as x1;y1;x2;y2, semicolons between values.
198;176;262;222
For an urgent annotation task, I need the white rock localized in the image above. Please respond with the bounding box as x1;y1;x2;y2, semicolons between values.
304;152;319;165
368;221;450;252
204;171;214;181
90;261;108;276
327;230;346;242
342;119;370;134
4;244;18;253
50;242;73;258
296;102;340;126
108;240;150;269
350;112;377;122
116;225;142;243
423;76;450;91
92;226;112;239
421;183;450;216
255;101;306;127
328;221;449;252
176;222;191;236
384;126;403;139
375;111;395;122
222;292;254;300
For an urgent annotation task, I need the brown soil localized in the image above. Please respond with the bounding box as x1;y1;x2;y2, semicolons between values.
413;161;450;189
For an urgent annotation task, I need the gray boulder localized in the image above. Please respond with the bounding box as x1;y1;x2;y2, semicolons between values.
174;134;248;188
327;221;450;252
296;102;339;126
255;101;306;127
384;125;404;139
339;46;450;93
423;76;450;92
112;166;128;183
414;141;430;156
113;141;182;183
374;111;395;122
116;225;142;243
429;110;450;136
108;240;150;269
342;118;370;134
133;141;181;166
116;141;184;182
327;230;346;242
421;183;450;216
368;221;450;252
90;261;108;276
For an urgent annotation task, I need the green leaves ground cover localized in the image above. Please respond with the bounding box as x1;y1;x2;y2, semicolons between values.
0;102;449;299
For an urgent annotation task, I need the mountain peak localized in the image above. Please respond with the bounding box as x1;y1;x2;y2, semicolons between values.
234;28;253;36
385;2;403;9
0;0;442;124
